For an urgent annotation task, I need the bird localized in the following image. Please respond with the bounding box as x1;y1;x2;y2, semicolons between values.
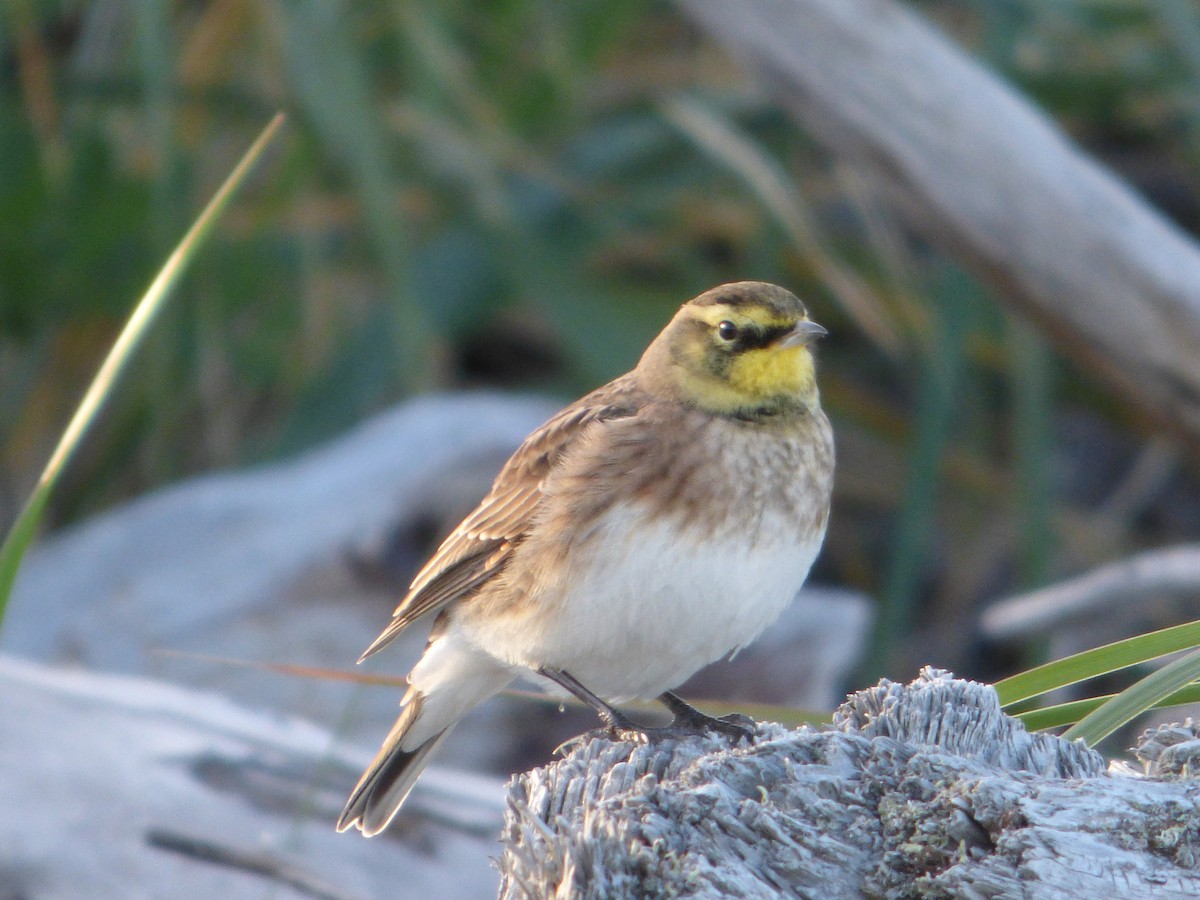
338;281;835;836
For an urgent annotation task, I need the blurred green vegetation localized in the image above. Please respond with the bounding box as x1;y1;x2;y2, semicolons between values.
3;0;1200;681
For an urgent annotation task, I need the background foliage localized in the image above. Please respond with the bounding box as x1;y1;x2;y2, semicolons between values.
4;0;1200;686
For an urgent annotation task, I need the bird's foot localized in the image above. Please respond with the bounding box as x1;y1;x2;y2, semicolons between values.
604;719;754;745
553;732;595;756
600;702;755;744
606;724;683;744
555;722;668;751
597;708;661;743
671;709;756;742
588;707;681;744
535;668;757;748
658;691;756;742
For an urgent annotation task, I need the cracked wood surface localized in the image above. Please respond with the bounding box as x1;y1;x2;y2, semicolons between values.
500;670;1200;898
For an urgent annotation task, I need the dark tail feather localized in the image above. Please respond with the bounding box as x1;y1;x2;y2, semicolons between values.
337;694;450;836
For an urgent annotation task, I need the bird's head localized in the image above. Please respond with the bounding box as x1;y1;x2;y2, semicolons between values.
641;282;827;419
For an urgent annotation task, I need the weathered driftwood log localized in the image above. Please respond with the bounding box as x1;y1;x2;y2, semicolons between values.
982;543;1200;640
0;654;504;899
677;0;1200;449
499;670;1200;898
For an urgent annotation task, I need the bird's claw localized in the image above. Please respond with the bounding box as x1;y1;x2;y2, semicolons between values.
552;733;593;756
603;713;756;745
707;713;756;742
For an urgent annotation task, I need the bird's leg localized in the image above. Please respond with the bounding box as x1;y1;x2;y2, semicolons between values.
538;668;754;744
537;667;641;734
657;691;755;741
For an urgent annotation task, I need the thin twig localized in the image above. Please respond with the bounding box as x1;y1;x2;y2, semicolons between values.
144;827;357;900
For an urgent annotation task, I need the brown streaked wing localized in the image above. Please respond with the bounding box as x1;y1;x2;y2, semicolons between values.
358;376;643;661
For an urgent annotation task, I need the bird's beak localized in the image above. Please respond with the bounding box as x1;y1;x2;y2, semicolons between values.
780;319;828;347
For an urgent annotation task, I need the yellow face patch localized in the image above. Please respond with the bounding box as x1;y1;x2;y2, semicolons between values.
728;344;815;400
672;304;820;415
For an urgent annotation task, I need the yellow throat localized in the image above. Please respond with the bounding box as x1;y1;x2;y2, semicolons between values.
681;342;818;416
728;344;815;399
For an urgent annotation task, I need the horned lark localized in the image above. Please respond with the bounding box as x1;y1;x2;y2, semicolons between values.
339;281;835;836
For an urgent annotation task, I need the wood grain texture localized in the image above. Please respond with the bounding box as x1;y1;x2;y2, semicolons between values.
678;0;1200;446
499;670;1200;898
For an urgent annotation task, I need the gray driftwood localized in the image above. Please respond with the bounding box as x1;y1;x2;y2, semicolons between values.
3;393;557;774
982;543;1200;640
0;654;503;899
499;669;1200;898
677;0;1200;448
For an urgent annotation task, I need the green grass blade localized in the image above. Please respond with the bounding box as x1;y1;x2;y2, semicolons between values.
1063;647;1200;745
994;619;1200;707
0;113;285;626
1014;683;1200;732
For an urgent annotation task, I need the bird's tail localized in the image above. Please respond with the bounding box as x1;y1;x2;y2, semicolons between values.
338;634;511;836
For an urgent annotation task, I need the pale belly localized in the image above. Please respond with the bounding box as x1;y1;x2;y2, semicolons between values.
465;501;824;701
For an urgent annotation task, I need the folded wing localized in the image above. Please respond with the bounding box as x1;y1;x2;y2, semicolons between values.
358;379;642;661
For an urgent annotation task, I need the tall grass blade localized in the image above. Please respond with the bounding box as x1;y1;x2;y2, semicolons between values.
0;113;285;627
1063;646;1200;745
1014;682;1200;732
994;619;1200;707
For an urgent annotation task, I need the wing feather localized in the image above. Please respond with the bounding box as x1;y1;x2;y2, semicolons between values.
358;378;642;661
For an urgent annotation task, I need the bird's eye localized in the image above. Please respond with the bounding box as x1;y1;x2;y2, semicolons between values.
717;320;739;342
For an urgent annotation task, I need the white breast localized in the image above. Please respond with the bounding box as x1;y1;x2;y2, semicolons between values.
471;500;824;702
